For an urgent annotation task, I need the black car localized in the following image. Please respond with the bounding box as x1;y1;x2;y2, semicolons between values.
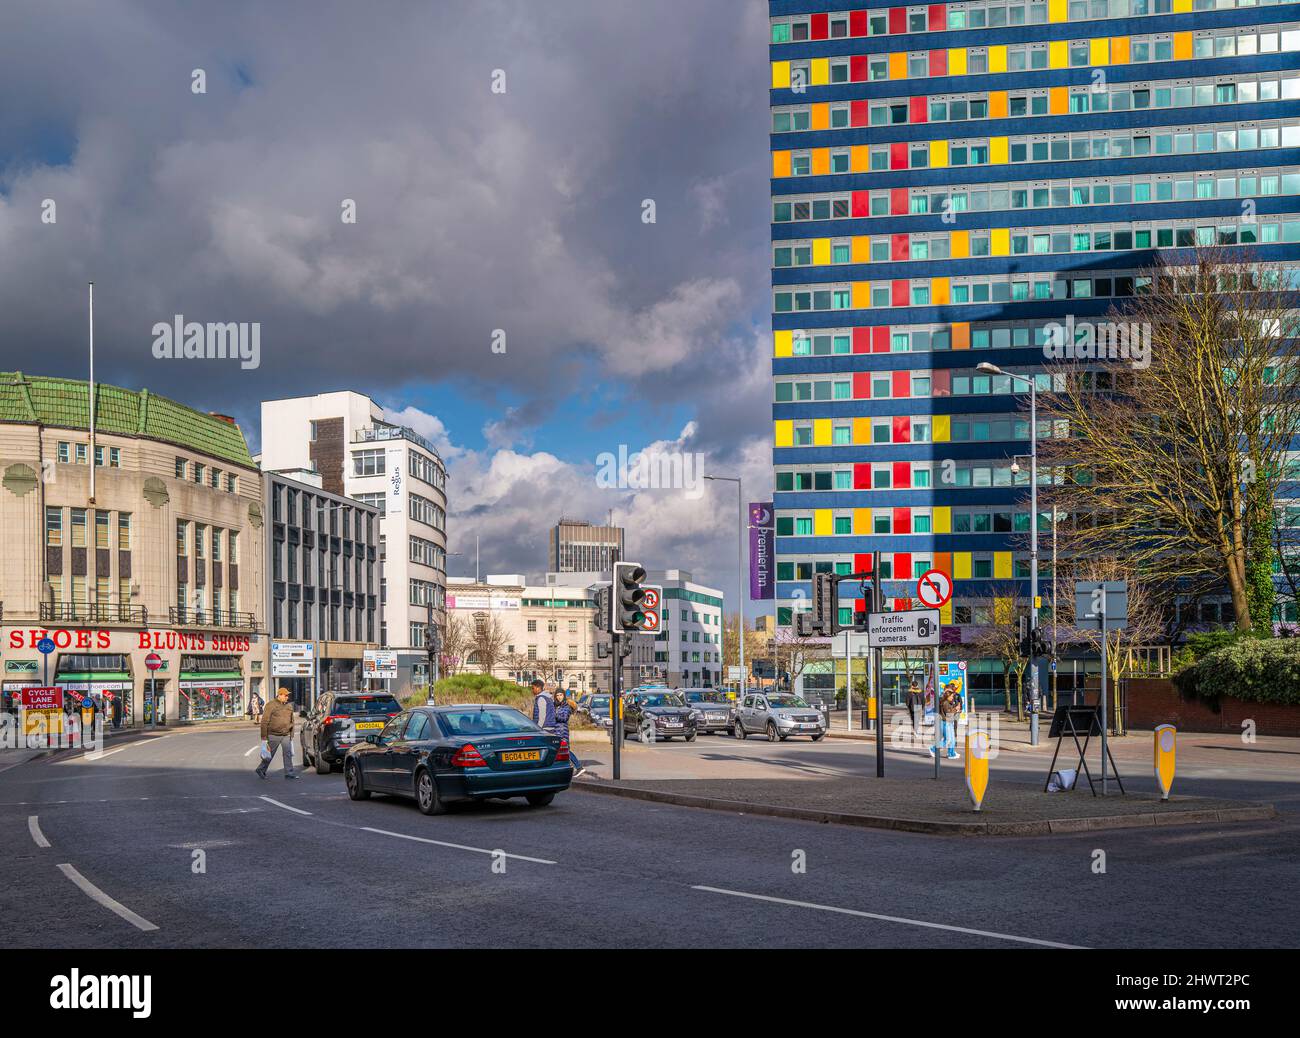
300;692;402;774
622;691;696;742
579;692;613;728
679;688;735;734
344;704;573;815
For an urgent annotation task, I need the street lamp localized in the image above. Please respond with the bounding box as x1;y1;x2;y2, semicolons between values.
976;361;1041;746
705;474;745;696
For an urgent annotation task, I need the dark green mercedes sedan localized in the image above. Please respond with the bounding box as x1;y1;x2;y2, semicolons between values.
343;704;573;815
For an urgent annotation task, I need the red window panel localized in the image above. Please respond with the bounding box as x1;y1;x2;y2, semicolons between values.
852;191;871;218
929;49;947;76
853;464;872;490
894;554;913;581
892;415;912;443
893;507;911;534
891;280;910;307
888;7;906;33
853;327;872;354
891;233;910;261
929;4;946;30
909;96;928;124
810;13;829;39
890;188;908;215
889;142;908;170
855;598;867;614
892;462;912;489
934;552;952;577
850;54;869;82
855;553;874;574
872;326;891;353
853;372;873;399
932;369;952;397
850;10;869;36
891;370;911;398
851;100;870;127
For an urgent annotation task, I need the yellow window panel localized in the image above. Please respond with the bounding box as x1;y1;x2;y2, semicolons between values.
772;151;791;178
889;52;907;79
933;506;952;534
939;601;953;626
851;236;871;264
771;61;791;89
813;419;832;446
931;277;950;305
812;239;832;266
994;552;1012;579
1049;40;1068;68
811;148;830;176
853;508;872;534
851;282;872;310
1173;0;1192;10
774;330;793;357
990;137;1008;165
932;414;951;443
1090;38;1109;65
954;553;972;580
1173;32;1192;60
950;230;969;258
948;48;967;76
810;103;829;131
991;228;1010;256
852;418;872;445
989;91;1008;119
988;45;1007;73
1049;86;1069;114
851;144;871;172
1111;36;1130;64
1049;0;1067;20
810;58;829;85
929;139;949;168
813;509;833;537
774;420;793;448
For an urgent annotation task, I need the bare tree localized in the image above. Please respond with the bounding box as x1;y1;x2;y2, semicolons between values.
439;613;470;677
468;612;510;676
963;593;1030;718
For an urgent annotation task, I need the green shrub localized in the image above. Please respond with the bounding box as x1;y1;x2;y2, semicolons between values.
401;674;533;712
1169;628;1261;672
1172;637;1300;709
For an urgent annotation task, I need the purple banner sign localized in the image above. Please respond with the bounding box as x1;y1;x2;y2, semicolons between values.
749;501;774;529
749;525;774;600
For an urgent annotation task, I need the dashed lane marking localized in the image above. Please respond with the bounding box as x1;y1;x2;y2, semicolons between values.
360;826;557;865
258;796;311;816
57;863;159;932
28;815;49;849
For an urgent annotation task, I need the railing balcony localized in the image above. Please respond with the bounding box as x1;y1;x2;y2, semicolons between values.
168;607;261;632
40;602;149;625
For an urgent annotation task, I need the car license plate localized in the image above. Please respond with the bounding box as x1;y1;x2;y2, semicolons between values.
355;721;383;730
500;750;541;763
800;723;819;730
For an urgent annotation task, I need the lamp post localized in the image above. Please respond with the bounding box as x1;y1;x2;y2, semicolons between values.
976;362;1040;746
705;474;745;697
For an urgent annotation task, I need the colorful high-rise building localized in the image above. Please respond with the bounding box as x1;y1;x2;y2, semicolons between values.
768;1;1300;700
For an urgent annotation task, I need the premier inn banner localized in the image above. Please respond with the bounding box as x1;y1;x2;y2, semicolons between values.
749;501;774;601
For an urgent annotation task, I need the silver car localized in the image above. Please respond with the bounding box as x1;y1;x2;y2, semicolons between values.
679;688;735;735
734;692;826;742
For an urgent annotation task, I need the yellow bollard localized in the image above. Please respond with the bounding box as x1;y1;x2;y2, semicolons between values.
965;730;990;812
1154;724;1176;801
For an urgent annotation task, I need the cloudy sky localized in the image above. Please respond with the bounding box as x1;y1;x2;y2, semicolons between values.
0;0;774;610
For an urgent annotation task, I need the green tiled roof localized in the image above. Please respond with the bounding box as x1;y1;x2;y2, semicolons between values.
0;372;255;468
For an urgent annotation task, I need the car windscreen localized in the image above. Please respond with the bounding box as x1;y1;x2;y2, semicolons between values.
589;697;610;709
688;692;724;703
437;707;537;737
767;695;810;709
639;693;682;707
331;696;401;715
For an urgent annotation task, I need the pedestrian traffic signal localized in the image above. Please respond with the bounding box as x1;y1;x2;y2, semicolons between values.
593;585;611;632
612;562;648;633
813;573;840;636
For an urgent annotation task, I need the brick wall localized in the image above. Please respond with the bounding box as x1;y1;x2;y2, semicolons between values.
1126;677;1300;737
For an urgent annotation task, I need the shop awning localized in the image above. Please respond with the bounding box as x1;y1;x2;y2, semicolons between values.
179;671;243;681
54;672;132;681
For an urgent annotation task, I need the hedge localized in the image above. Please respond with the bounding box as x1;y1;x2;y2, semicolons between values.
1172;637;1300;709
402;674;532;712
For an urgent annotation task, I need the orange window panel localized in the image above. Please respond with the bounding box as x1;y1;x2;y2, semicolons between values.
772;151;791;178
811;148;830;176
950;230;969;258
989;91;1008;119
851;145;871;172
1111;37;1130;64
810;103;830;131
931;277;950;305
889;52;907;79
1174;32;1192;60
1049;86;1068;114
952;322;970;350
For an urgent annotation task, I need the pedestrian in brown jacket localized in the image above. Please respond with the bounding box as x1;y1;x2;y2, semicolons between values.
256;687;298;779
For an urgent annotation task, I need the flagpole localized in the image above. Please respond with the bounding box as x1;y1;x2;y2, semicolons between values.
88;282;96;505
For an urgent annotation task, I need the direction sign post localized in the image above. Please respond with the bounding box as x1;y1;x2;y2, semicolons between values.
36;636;54;686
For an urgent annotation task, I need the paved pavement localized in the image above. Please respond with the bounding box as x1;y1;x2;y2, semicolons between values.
1;723;1297;948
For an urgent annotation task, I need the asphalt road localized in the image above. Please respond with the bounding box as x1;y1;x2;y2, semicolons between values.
1;725;1296;949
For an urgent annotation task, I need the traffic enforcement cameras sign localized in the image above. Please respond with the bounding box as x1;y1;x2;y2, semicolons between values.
866;609;942;648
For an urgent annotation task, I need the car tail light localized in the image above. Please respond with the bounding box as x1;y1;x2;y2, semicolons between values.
451;744;487;768
386;712;399;717
324;715;346;725
556;739;570;763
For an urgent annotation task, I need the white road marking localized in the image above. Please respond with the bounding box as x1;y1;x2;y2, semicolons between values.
28;816;50;849
361;827;556;865
57;863;159;932
691;886;1085;949
243;745;260;758
258;796;312;816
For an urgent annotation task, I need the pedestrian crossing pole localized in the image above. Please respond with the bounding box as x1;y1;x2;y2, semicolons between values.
611;630;622;781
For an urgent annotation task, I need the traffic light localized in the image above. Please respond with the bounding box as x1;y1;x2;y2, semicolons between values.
612;562;648;633
1017;615;1031;658
813;573;840;636
593;585;611;633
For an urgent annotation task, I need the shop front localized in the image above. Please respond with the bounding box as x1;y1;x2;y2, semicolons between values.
54;655;135;730
178;655;246;721
2;658;43;715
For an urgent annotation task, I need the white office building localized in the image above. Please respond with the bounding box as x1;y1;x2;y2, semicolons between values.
260;391;448;693
648;569;725;689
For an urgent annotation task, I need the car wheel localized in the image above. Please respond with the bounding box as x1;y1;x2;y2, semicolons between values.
526;791;555;808
685;732;697;742
767;721;780;742
315;743;331;774
345;759;369;801
415;768;445;816
812;733;824;742
734;720;747;740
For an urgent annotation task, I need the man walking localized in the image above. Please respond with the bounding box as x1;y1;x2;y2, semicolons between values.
256;686;299;779
905;679;923;737
530;678;554;731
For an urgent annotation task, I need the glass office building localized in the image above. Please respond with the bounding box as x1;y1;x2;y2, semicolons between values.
768;1;1300;691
